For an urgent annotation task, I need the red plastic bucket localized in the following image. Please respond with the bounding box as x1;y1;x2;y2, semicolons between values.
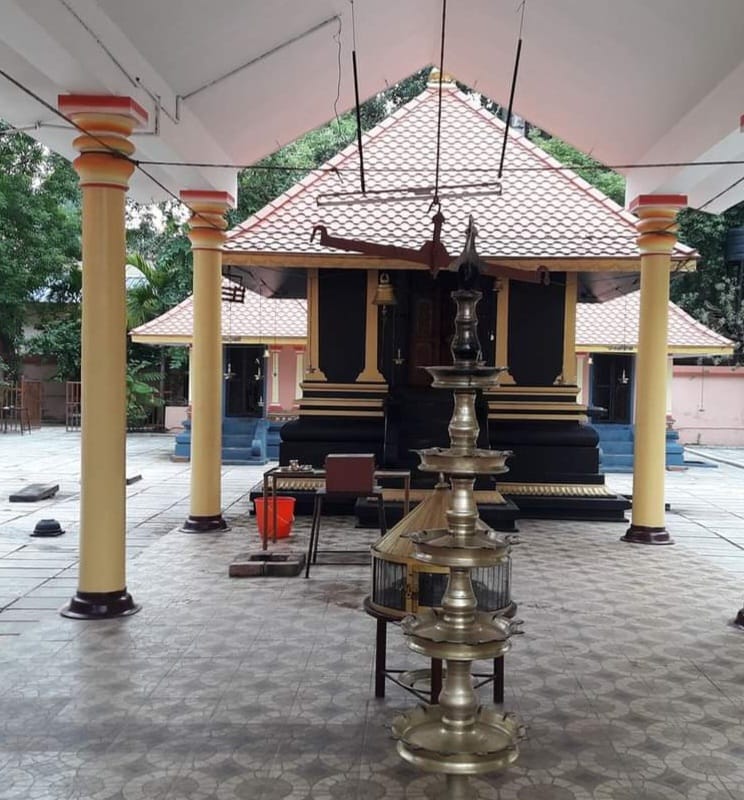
254;497;296;539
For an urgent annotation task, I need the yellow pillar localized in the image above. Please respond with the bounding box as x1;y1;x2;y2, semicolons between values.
622;194;687;545
180;190;234;532
356;270;386;383
305;268;327;381
494;279;515;383
559;273;578;385
58;95;147;618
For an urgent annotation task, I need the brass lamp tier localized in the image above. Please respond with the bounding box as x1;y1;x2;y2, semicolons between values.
401;607;518;661
415;447;512;475
393;705;523;775
408;528;510;569
425;365;507;390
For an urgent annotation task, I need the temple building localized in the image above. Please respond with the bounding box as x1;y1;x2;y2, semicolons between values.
221;73;695;520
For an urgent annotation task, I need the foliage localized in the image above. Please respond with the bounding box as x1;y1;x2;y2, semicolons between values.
24;262;83;380
528;129;744;358
0;127;81;373
126;251;187;329
125;202;192;294
24;311;82;380
528;131;626;206
126;361;163;429
232;69;429;223
672;204;744;361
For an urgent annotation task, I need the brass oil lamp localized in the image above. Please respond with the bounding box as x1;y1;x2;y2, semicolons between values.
391;220;524;799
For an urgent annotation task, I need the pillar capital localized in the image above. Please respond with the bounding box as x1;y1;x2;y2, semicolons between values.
58;94;147;190
629;194;687;255
180;190;235;251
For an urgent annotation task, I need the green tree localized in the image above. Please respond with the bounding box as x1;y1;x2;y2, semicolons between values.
126;251;193;426
233;69;429;223
25;312;82;380
672;204;744;362
0;128;81;373
528;131;626;206
528;128;744;358
125;251;186;328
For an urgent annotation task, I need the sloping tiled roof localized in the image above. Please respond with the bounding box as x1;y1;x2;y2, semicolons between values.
130;279;306;343
133;283;730;355
225;82;695;262
576;291;733;354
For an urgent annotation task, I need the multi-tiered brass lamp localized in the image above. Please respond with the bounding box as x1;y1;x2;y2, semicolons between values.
370;483;515;620
392;221;524;800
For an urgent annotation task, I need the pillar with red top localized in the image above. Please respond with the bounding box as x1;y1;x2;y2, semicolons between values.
622;194;687;545
58;95;148;618
180;190;235;532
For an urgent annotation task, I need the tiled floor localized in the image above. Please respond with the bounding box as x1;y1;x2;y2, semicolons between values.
1;430;744;798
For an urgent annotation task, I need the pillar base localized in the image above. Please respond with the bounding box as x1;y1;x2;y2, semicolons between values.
60;588;140;619
621;525;674;545
181;514;229;533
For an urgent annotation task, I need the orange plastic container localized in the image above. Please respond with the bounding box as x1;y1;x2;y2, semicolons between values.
254;497;296;539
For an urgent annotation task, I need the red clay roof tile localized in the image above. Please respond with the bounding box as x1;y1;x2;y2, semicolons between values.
225;84;695;262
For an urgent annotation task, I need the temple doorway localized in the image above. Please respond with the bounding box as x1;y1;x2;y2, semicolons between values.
591;354;633;423
224;345;265;417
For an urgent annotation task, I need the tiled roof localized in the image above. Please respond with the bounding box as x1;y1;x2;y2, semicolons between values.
133;283;729;354
576;291;733;353
225;83;695;262
130;279;306;342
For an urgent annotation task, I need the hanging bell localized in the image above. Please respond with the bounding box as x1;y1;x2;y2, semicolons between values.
372;272;397;307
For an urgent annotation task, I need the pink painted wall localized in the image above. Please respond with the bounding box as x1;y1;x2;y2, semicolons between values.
268;346;303;414
672;365;744;445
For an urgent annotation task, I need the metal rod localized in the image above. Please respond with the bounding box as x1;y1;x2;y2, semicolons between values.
431;0;448;208
497;37;523;180
352;49;366;193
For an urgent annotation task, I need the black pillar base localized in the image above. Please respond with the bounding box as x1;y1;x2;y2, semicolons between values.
61;588;140;619
180;514;229;533
621;524;674;545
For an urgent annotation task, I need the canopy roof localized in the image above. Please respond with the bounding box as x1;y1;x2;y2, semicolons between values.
1;2;744;211
224;77;695;301
577;291;734;356
129;280;306;346
132;284;732;358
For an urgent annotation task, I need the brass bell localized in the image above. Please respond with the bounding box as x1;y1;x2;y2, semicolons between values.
372;272;397;307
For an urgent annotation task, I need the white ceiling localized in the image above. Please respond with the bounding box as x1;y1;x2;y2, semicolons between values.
1;0;743;211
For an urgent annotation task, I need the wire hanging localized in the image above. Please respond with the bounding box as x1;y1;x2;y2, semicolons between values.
497;0;527;180
350;0;366;193
429;0;448;212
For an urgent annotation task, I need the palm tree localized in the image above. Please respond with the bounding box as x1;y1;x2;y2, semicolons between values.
125;252;185;429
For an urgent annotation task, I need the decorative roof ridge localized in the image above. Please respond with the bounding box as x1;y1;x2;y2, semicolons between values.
226;89;434;241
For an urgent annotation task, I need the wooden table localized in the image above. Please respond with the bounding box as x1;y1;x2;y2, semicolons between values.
260;466;411;551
